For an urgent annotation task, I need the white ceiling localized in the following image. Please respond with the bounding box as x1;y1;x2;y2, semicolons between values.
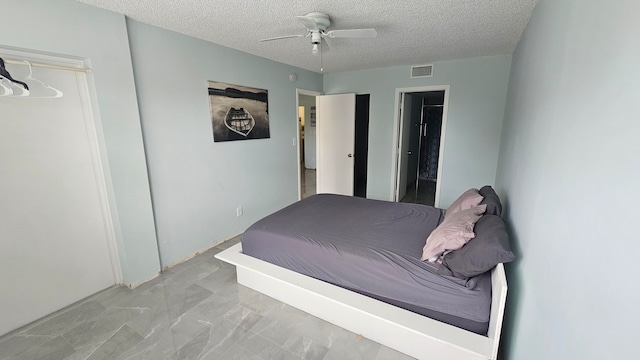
78;0;538;74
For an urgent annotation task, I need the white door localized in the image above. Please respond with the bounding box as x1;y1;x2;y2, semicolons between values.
0;59;116;335
396;94;413;201
316;93;355;195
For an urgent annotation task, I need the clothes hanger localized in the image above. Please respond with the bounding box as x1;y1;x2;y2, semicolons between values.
22;60;63;98
0;57;29;91
0;80;13;96
8;80;30;96
0;78;14;96
5;75;30;97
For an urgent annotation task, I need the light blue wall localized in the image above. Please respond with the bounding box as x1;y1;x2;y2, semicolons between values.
323;56;512;205
1;0;160;284
496;0;640;358
126;20;323;266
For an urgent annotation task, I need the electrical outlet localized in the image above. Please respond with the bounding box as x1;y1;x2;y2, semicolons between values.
236;206;243;217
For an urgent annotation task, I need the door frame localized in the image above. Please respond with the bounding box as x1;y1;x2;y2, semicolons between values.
295;89;322;200
391;85;450;207
396;93;413;202
0;46;123;284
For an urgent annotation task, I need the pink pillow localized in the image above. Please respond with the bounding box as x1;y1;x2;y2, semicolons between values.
421;204;487;261
445;188;483;217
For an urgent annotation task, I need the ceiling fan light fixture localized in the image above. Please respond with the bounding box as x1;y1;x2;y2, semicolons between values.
312;43;319;55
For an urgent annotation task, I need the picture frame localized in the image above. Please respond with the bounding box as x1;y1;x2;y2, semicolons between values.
208;81;270;142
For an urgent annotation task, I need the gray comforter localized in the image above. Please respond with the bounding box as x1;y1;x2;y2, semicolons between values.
241;194;491;334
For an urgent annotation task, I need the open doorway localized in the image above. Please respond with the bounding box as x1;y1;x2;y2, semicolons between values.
393;86;449;206
297;90;319;199
296;90;370;199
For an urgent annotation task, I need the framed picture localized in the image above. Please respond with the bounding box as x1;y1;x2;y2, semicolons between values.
310;106;316;127
208;81;270;142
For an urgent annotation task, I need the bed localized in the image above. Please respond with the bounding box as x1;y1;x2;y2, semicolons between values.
216;191;509;360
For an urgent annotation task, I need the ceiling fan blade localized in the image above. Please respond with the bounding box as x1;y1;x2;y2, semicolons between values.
325;28;377;38
321;38;331;53
296;15;319;31
259;34;304;42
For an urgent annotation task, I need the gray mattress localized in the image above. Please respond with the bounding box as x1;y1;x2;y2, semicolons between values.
241;194;491;335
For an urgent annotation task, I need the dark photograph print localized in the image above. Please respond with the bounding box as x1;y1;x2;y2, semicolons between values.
208;81;270;142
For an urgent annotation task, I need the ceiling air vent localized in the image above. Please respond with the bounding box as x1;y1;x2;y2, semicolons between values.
410;64;434;78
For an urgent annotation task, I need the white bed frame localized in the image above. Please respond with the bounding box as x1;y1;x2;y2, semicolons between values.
216;243;507;360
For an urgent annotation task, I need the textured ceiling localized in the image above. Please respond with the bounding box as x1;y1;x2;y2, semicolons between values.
78;0;538;74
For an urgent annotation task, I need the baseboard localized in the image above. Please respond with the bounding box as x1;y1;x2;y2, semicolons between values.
124;233;241;289
125;271;161;289
161;233;242;272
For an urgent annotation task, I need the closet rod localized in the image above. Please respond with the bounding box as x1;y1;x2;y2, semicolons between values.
422;104;444;107
2;58;92;74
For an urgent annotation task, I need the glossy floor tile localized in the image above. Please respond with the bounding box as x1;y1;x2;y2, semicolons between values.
301;168;316;199
400;179;436;206
0;236;415;360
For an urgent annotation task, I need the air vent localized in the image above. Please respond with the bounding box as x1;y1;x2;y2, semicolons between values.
410;64;434;78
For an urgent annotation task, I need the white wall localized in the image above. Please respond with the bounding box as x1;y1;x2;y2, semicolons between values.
299;94;317;169
1;0;160;284
496;0;640;358
126;20;323;266
323;56;512;204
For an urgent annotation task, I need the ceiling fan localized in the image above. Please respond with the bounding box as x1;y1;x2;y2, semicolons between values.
260;12;377;56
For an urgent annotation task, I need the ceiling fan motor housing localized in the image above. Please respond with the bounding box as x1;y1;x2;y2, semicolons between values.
305;12;331;31
311;31;322;44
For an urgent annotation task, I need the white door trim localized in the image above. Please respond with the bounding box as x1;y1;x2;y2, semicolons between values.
76;70;124;284
296;89;321;201
0;47;123;284
395;93;411;202
390;85;450;207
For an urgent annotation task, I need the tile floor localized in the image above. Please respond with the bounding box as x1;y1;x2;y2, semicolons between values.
400;179;436;206
301;168;316;199
0;236;414;360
